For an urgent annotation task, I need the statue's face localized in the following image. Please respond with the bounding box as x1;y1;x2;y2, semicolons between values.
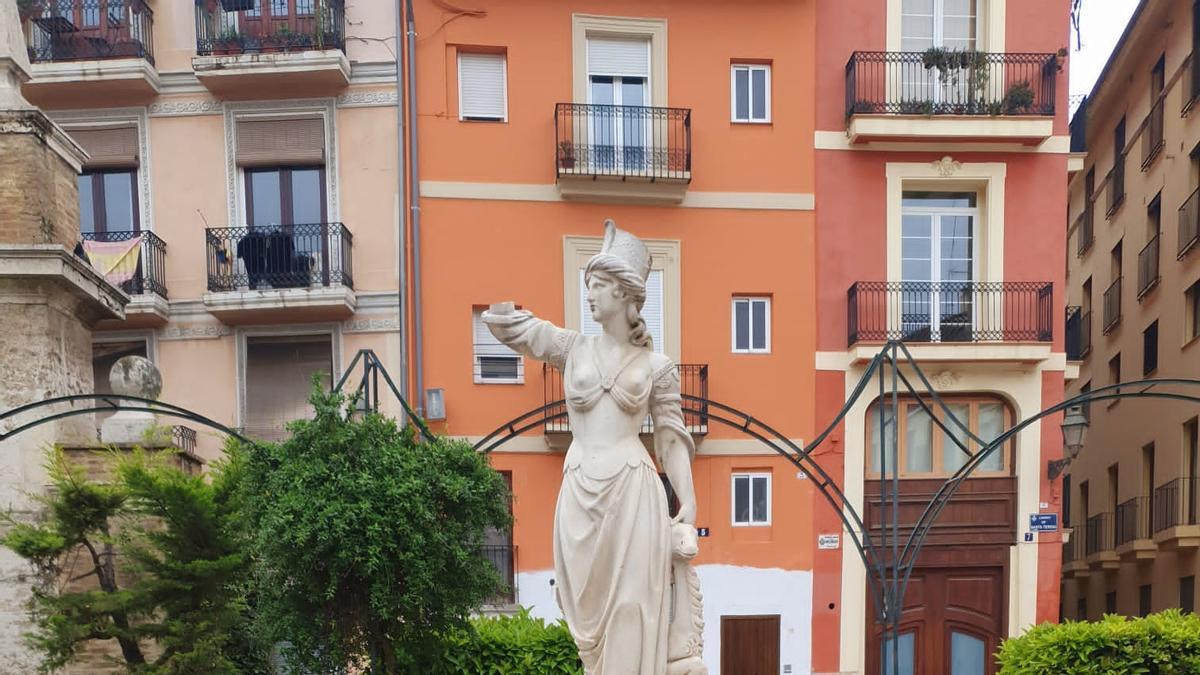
586;271;626;324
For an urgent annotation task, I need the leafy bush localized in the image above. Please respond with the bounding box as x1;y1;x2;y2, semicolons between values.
433;610;582;675
236;388;513;674
997;610;1200;674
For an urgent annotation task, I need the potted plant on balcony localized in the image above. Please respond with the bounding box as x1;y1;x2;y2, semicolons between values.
999;80;1035;115
558;141;577;170
213;28;243;55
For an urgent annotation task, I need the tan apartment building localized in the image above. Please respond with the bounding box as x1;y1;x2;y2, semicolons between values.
12;0;408;454
1062;0;1200;620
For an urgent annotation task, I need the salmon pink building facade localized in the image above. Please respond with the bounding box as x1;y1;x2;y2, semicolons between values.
813;1;1073;673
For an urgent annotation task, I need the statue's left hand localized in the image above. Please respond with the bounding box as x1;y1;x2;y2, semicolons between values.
673;500;696;526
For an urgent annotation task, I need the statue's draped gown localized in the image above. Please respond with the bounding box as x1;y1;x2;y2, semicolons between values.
484;310;695;675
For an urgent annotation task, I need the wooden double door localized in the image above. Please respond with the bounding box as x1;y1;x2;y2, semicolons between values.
868;566;1005;675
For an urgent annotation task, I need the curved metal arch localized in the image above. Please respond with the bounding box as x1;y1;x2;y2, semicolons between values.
471;374;895;615
0;393;256;445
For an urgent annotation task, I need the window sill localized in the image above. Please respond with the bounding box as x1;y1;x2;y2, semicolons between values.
1182;334;1200;352
732;349;772;355
474;378;524;385
731;119;773;125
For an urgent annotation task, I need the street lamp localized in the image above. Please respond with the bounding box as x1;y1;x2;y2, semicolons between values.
1048;404;1089;480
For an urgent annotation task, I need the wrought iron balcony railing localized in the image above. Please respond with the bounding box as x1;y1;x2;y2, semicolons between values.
1186;54;1200;116
24;0;154;64
1076;205;1094;257
543;362;708;435
1153;477;1200;532
1063;532;1085;566
1106;159;1126;217
205;223;353;292
481;544;516;606
554;103;691;182
172;425;197;456
1115;496;1153;546
195;0;345;56
1079;309;1092;359
1137;233;1161;299
1180;186;1200;259
844;51;1057;119
1102;277;1122;334
846;281;1053;345
1085;512;1113;556
1141;99;1165;169
80;230;167;299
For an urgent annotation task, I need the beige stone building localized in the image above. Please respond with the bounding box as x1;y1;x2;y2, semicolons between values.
1062;0;1200;620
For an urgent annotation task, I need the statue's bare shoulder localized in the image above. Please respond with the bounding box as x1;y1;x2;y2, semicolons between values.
647;351;675;381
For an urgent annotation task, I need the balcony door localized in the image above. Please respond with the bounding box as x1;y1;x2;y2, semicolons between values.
901;192;977;342
587;37;650;172
244;166;327;288
900;0;979;108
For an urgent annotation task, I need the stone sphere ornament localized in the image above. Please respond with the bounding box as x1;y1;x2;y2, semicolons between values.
108;355;162;401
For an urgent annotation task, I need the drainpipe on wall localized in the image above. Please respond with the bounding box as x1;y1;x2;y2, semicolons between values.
405;0;426;417
395;0;408;425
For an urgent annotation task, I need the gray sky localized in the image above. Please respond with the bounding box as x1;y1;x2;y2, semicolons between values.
1070;0;1141;113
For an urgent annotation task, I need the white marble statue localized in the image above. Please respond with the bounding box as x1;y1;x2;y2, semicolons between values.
484;220;706;675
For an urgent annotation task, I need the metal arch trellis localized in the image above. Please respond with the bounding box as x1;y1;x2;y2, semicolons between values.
472;340;1200;675
4;344;1200;674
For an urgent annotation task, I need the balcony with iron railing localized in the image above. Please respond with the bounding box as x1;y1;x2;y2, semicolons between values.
81;230;169;326
1185;53;1200;116
1141;99;1164;170
553;103;692;203
1137;233;1160;300
843;51;1057;143
543;362;708;436
19;0;157;105
847;281;1053;347
1106;158;1126;217
192;0;348;98
1085;512;1119;569
1115;496;1156;560
203;223;355;322
1063;527;1089;578
1078;309;1092;359
1076;205;1094;257
1152;478;1200;549
1102;277;1122;334
1180;186;1200;259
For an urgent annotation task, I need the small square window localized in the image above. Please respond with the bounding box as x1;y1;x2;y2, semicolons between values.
731;64;771;123
473;308;522;384
458;52;508;122
732;296;771;353
731;472;771;526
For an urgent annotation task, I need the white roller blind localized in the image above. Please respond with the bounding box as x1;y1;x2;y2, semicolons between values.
473;308;518;357
580;269;663;353
458;53;507;120
587;37;650;77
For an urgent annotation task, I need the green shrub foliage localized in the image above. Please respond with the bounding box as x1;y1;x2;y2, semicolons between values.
997;610;1200;674
236;388;513;674
433;610;582;675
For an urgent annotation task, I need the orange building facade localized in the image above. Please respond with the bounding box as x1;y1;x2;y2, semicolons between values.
11;0;1080;671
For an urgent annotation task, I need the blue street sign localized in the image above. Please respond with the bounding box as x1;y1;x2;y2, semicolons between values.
1029;513;1058;532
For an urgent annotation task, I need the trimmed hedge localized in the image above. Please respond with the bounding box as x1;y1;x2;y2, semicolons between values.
997;610;1200;674
432;609;583;675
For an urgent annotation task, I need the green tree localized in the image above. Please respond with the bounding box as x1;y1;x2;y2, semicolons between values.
0;448;264;674
236;390;513;674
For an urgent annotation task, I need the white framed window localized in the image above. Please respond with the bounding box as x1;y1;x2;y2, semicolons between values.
732;472;771;526
732;296;771;353
731;64;771;123
473;308;523;384
458;52;508;122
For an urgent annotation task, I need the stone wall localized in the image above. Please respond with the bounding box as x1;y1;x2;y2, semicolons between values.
0;112;83;249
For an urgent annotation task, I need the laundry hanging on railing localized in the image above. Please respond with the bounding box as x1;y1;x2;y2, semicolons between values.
82;236;142;286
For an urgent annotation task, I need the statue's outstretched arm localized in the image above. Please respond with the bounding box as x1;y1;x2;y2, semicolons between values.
482;302;579;371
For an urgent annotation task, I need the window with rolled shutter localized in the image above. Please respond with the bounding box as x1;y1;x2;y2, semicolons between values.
458;52;507;121
580;269;664;353
586;36;650;78
243;334;333;442
473;308;522;383
235;117;325;167
70;125;139;169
